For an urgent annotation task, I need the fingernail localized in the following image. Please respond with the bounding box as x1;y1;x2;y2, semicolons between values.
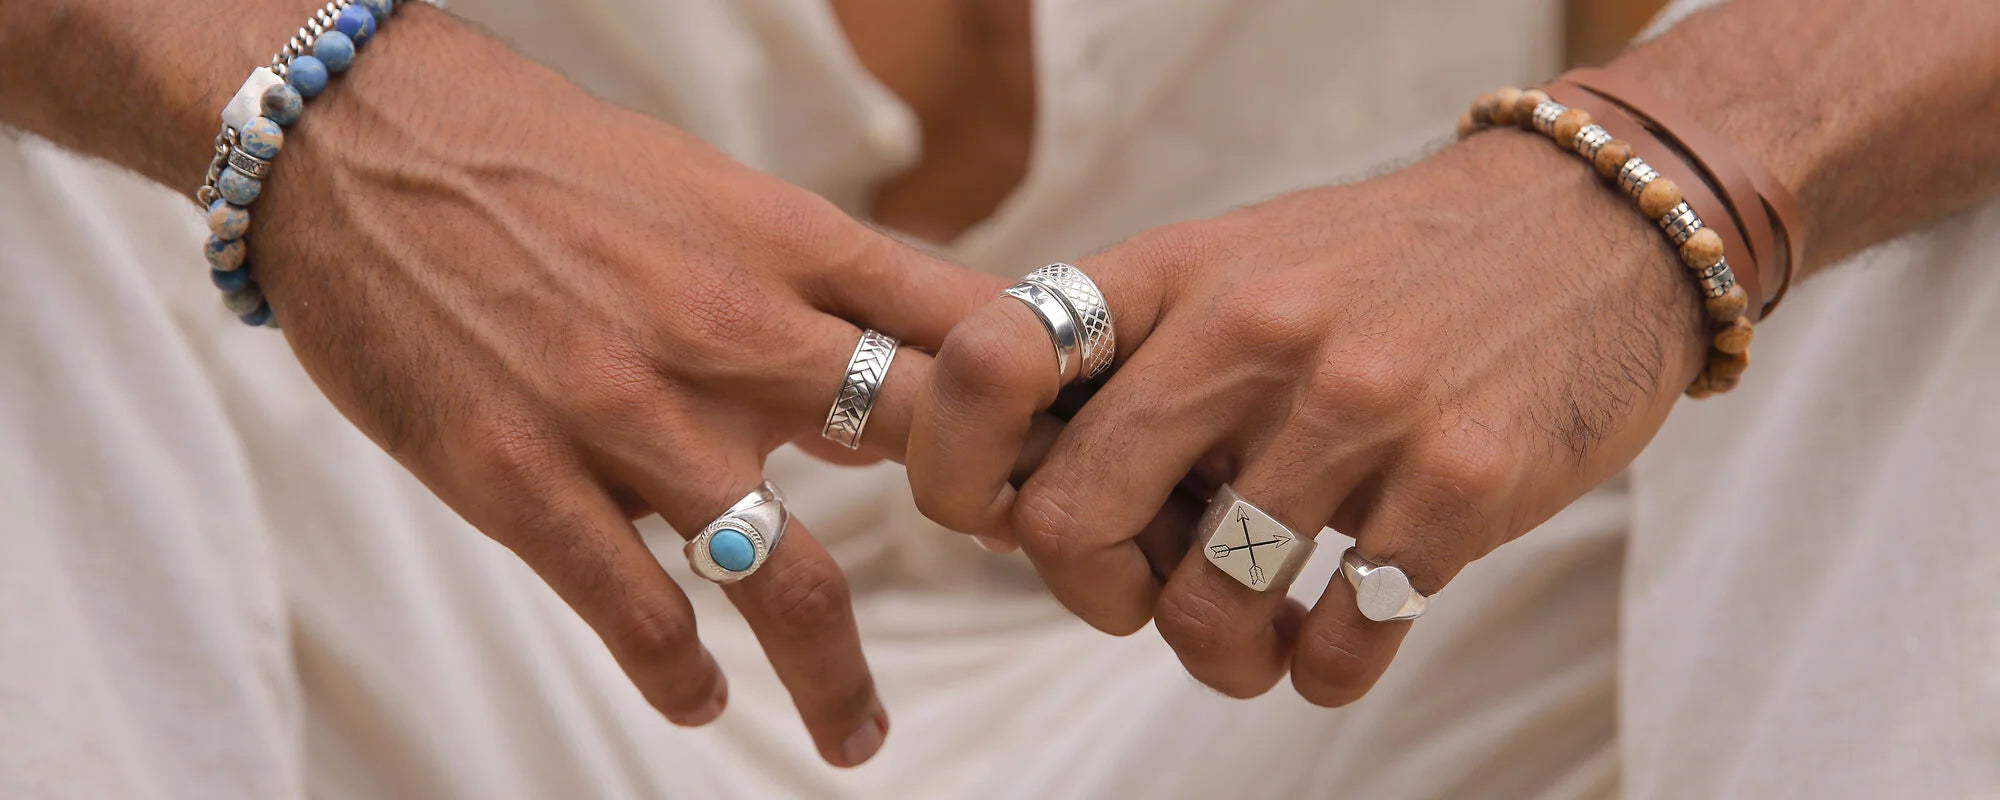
840;713;888;766
669;682;727;727
975;535;1018;554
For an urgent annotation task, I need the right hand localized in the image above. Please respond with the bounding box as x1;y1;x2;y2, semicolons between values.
245;5;1003;767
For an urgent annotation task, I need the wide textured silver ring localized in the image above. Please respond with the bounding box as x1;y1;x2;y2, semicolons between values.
822;329;899;450
1197;484;1318;592
1339;548;1430;622
686;481;790;584
1002;263;1116;386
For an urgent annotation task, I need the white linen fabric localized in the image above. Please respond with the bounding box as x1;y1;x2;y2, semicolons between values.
0;0;1990;798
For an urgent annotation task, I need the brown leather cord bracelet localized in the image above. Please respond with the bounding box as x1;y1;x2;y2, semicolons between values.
1557;67;1803;319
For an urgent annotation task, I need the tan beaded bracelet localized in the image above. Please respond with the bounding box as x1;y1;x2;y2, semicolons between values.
1458;86;1751;398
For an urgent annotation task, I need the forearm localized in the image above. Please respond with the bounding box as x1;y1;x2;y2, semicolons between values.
1616;0;2000;278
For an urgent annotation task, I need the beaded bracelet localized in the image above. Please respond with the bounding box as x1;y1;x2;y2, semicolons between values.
192;0;424;328
1457;86;1753;398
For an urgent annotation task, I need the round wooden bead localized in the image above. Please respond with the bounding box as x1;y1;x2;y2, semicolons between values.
1713;317;1754;354
206;199;250;241
1705;283;1750;321
1471;91;1499;124
1456;112;1476;138
261;83;303;126
1592;140;1633;179
1707;348;1750;380
204;235;246;271
1552;108;1592;146
1706;370;1742;393
1680;228;1725;269
1638;176;1683;220
1514;89;1550;129
238;116;284;160
1492;87;1524;126
1684;371;1715;398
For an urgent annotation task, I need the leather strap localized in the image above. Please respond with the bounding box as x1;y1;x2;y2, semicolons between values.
1543;81;1764;320
1560;67;1802;317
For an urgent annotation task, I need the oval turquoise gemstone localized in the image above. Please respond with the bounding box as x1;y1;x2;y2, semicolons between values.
261;83;303;126
334;4;376;44
216;168;261;205
286;56;328;96
238;116;284;160
313;31;355;72
708;528;756;572
206;199;250;240
204;235;246;271
359;0;394;24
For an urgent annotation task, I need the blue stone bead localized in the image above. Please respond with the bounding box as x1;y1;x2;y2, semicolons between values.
709;528;756;572
204;235;246;271
206;199;250;241
334;4;376;45
222;285;265;316
238;116;284;160
286;56;329;97
359;0;394;24
239;303;274;327
313;31;355;72
211;267;252;292
260;83;303;126
217;168;262;205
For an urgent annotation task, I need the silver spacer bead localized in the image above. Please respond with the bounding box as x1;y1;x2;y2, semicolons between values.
1617;158;1660;199
1697;259;1731;280
1660;202;1703;244
226;150;272;180
1531;101;1567;136
1699;268;1737;298
1573;124;1612;159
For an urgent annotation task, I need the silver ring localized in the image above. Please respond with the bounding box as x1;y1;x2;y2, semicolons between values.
1197;484;1318;592
1339;548;1430;622
822;329;899;450
686;481;790;584
1002;263;1116;386
1002;281;1084;385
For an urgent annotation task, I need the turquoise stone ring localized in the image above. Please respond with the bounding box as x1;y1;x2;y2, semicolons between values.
686;481;789;584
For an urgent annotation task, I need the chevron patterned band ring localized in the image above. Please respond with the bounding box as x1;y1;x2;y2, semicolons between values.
822;329;900;450
1004;263;1117;386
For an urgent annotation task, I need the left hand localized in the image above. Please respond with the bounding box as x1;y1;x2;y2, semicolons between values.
908;129;1710;703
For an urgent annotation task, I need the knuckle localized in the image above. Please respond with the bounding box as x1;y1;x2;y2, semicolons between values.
935;312;1045;403
1292;622;1376;707
1411;433;1519;509
763;562;854;634
1303;356;1421;426
1205;281;1326;363
457;416;568;496
1011;483;1086;564
570;343;670;423
1152;588;1236;660
610;602;699;666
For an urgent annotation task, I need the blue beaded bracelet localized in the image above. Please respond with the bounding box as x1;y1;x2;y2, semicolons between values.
193;0;429;328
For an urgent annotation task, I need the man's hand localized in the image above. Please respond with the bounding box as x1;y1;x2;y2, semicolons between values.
910;128;1706;703
220;7;1000;766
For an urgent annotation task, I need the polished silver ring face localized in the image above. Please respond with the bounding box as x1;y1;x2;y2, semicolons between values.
686;481;790;584
1340;548;1430;622
822;329;899;450
1197;484;1318;592
1002;263;1116;386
